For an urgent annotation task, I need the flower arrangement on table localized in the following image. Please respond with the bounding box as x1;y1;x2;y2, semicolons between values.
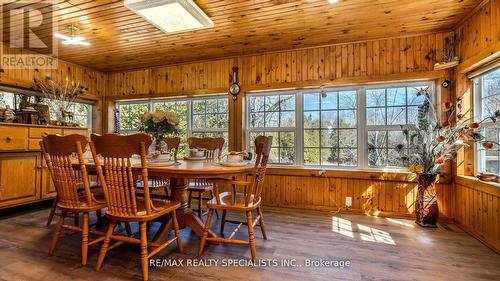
396;87;499;227
139;111;179;153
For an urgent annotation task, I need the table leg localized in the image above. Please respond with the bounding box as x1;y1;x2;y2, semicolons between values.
153;177;215;243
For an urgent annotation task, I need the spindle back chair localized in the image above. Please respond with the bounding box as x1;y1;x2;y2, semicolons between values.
41;134;107;265
198;135;273;261
90;133;183;281
186;137;225;218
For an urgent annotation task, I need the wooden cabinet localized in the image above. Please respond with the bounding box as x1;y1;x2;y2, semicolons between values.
0;152;40;208
0;126;27;151
0;124;88;208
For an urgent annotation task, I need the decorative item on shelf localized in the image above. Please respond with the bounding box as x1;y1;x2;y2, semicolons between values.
434;33;460;70
476;172;499;183
3;106;15;122
229;66;241;101
139;110;179;153
396;87;499;227
32;97;50;125
33;75;88;126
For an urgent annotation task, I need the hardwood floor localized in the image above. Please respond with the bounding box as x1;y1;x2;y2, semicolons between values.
0;205;498;281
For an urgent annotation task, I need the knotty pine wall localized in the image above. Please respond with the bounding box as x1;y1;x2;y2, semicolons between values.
105;31;457;220
0;44;107;132
453;0;500;253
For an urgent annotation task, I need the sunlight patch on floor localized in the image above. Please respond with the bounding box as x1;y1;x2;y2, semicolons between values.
332;216;396;245
386;217;415;228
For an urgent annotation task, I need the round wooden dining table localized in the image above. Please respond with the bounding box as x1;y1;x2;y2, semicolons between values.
82;159;253;243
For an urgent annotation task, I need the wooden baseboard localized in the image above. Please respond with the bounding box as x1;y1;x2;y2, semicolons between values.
454;221;500;254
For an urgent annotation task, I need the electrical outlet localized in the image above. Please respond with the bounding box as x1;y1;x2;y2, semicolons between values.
345;196;352;208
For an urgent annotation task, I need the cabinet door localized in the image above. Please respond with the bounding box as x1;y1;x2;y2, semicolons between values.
41;159;57;198
0;153;40;208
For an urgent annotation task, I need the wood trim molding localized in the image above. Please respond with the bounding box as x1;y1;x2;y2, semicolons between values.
455;176;500;196
456;41;500;74
266;167;452;183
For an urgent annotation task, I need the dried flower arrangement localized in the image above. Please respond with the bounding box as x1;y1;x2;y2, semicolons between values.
139;111;179;152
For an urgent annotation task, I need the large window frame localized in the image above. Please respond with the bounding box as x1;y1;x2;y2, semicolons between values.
246;81;434;170
116;95;229;147
473;66;500;176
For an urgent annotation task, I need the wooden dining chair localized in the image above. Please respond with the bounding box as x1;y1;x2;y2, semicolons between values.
90;133;183;281
46;171;101;227
41;134;107;266
135;136;181;201
164;136;181;162
187;136;224;218
198;135;272;261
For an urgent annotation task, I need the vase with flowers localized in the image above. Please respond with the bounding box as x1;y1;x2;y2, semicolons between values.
139;111;179;154
397;87;499;227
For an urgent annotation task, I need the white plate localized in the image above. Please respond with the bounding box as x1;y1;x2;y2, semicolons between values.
148;160;176;167
219;161;249;167
184;156;207;161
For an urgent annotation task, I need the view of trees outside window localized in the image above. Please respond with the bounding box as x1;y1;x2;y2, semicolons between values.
191;97;229;151
366;86;424;167
247;82;431;168
476;68;500;175
116;96;229;158
248;94;296;164
303;91;357;166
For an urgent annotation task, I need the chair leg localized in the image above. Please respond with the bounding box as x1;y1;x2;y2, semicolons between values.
197;191;202;218
188;191;192;208
49;211;66;255
172;210;183;254
246;211;256;261
209;190;219;219
81;213;89;265
197;209;214;257
96;220;116;271
257;206;267;240
139;222;149;281
46;197;58;227
220;210;227;235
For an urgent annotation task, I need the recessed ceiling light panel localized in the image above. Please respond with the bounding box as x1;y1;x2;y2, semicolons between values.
124;0;214;34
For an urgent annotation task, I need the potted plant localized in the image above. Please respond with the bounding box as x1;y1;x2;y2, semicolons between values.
397;87;499;227
139;110;179;153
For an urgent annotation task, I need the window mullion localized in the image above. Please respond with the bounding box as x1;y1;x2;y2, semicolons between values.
358;87;367;169
296;91;304;166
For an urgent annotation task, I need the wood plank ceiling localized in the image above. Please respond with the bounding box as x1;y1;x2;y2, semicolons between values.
3;0;483;72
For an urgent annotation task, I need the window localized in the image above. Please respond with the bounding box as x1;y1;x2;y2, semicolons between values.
247;93;296;164
116;95;229;157
303;90;357;166
475;67;500;175
365;86;424;168
0;91;92;129
246;82;432;169
116;101;150;133
191;96;229;143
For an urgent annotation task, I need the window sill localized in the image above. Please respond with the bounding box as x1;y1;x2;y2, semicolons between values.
265;166;452;183
455;175;500;195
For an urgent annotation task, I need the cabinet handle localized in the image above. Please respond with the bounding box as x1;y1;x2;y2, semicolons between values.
5;136;12;142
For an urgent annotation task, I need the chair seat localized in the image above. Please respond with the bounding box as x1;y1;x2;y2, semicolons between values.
106;199;180;222
207;192;260;210
57;194;107;212
187;182;214;191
